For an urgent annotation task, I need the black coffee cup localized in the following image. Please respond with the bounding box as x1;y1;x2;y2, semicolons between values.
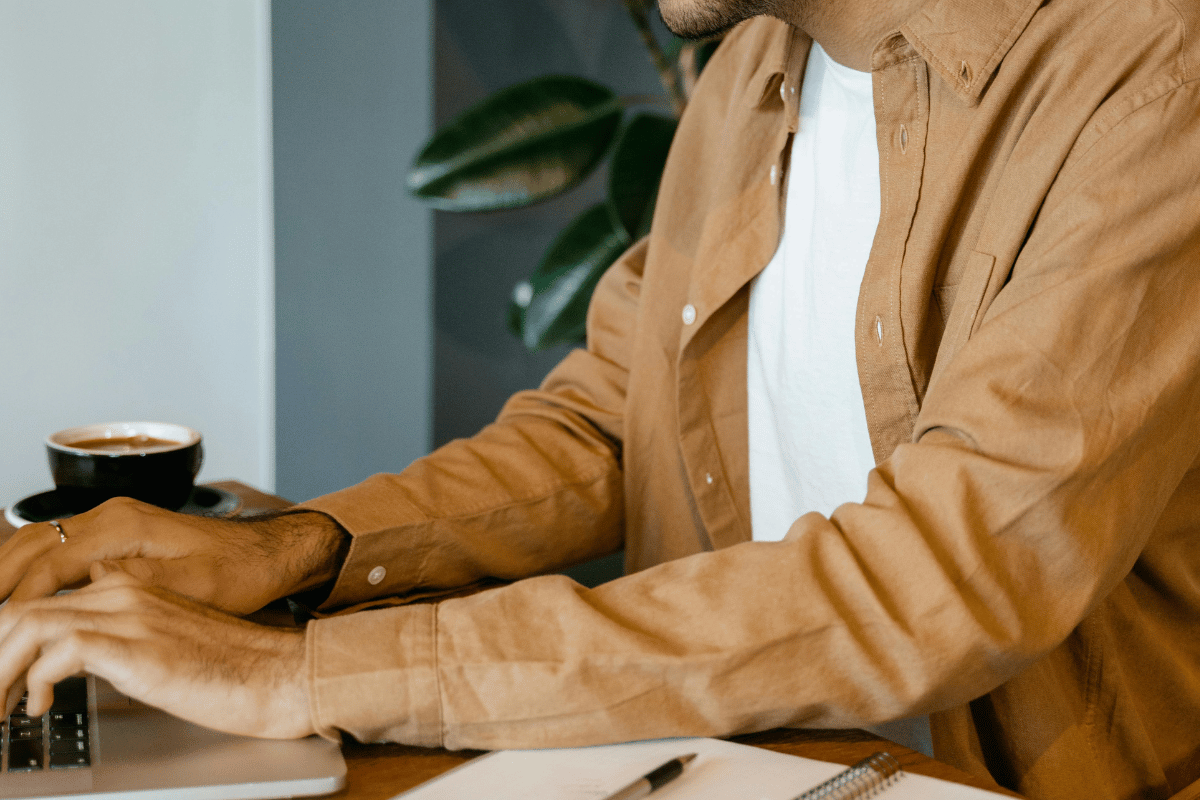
46;422;204;513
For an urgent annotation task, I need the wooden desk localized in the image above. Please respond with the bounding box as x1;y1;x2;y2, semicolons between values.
2;481;1019;799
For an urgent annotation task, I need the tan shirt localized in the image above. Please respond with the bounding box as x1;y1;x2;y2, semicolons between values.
301;1;1200;798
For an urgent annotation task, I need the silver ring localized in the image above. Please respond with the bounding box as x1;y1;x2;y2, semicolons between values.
47;519;67;544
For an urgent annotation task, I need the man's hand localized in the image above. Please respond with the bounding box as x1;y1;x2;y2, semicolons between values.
0;497;347;615
0;572;314;739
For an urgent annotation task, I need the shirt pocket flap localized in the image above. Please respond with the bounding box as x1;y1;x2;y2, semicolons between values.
925;251;998;402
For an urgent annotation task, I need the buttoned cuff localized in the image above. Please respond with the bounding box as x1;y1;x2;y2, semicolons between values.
306;604;442;747
296;478;431;609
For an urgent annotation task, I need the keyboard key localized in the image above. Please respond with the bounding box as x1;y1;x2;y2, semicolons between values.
8;739;43;771
49;711;87;728
50;678;87;712
49;751;90;769
50;727;87;741
0;679;93;773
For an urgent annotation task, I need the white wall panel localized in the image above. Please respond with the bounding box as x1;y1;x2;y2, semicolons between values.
0;0;274;503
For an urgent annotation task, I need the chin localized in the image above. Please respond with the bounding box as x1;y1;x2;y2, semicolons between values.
659;0;767;39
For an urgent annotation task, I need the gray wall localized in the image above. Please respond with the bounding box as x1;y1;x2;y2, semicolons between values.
271;0;665;583
273;0;434;503
0;1;274;503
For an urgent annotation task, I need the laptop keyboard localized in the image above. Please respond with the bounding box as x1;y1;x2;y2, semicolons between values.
2;677;91;772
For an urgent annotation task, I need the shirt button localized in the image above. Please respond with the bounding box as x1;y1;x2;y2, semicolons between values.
779;81;787;102
769;165;778;185
705;473;714;485
899;124;909;154
874;315;884;345
367;566;387;585
682;304;697;325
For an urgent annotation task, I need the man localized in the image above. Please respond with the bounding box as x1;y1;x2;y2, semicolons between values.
1;0;1198;797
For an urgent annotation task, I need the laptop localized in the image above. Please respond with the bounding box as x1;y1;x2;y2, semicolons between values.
0;676;346;799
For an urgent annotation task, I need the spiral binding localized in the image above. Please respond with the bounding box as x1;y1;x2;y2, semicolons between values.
790;752;904;800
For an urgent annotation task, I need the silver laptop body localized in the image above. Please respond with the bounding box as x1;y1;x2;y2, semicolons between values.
0;677;346;800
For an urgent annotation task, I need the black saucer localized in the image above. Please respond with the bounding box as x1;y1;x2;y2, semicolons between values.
6;486;242;527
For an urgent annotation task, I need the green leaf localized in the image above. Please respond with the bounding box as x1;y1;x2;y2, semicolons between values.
510;204;631;350
606;113;677;240
408;76;624;212
692;38;722;75
664;35;686;62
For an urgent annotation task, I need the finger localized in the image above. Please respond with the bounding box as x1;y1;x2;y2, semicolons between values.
0;519;57;562
4;513;147;603
18;608;196;727
4;675;27;718
23;667;63;718
0;607;92;714
51;573;226;628
7;517;170;604
0;602;153;717
0;522;72;599
24;631;135;717
2;572;142;613
2;498;191;603
90;557;223;606
8;553;94;603
0;582;149;662
0;577;173;716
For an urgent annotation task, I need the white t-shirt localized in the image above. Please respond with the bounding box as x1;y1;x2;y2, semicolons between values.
746;42;934;759
747;42;880;542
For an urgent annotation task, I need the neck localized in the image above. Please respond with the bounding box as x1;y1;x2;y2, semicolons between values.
781;0;925;71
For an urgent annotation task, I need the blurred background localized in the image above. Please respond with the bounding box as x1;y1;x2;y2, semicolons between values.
0;0;664;505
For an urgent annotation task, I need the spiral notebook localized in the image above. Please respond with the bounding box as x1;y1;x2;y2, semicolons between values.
390;736;1011;800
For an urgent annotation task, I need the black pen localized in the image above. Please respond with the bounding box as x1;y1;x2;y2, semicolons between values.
599;753;697;800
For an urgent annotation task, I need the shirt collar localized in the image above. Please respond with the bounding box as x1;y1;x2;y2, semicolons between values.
746;0;1043;110
745;18;807;110
900;0;1044;105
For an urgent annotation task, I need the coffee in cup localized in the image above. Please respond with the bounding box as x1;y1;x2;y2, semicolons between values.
46;422;204;512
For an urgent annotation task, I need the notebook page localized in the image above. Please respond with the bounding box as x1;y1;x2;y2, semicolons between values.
389;736;1011;800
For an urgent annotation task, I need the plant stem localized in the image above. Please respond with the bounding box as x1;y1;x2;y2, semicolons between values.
677;42;702;98
621;0;687;116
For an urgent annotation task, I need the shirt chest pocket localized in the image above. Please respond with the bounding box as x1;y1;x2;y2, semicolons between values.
928;251;1000;394
937;251;998;348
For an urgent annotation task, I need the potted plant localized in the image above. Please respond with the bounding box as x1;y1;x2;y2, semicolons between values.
407;0;718;350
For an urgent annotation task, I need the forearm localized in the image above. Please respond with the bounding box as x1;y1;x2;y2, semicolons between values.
298;399;625;608
234;509;351;598
305;433;1182;751
297;240;645;609
304;514;1070;750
